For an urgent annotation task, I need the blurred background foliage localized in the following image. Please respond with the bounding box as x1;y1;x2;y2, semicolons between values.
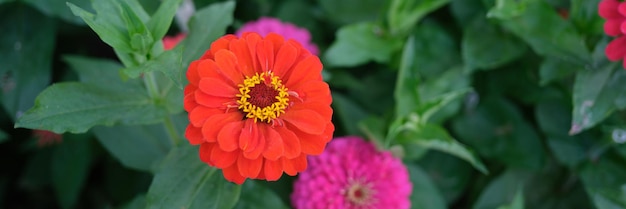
1;0;626;208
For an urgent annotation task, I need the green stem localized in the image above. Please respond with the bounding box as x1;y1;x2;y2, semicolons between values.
143;72;160;98
163;116;182;146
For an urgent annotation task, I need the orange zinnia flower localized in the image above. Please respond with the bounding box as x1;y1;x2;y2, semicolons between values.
184;32;334;184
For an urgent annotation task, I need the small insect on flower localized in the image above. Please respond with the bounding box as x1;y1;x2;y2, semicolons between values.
183;32;334;184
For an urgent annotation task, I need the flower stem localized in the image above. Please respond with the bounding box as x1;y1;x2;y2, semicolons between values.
143;72;160;99
163;116;182;146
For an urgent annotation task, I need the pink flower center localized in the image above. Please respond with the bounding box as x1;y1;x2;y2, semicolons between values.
345;181;374;207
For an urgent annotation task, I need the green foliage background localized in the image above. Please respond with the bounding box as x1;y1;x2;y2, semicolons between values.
1;0;626;208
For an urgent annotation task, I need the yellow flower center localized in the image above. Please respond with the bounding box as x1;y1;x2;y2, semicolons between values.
236;72;289;123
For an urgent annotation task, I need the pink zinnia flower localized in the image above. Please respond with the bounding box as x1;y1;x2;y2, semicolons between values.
236;17;319;55
599;0;626;69
291;136;412;209
162;33;186;50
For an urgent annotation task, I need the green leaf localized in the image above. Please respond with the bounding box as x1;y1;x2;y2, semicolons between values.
496;188;524;209
387;0;450;35
146;0;183;41
418;67;470;123
23;0;90;24
0;129;7;144
487;0;590;64
180;1;235;66
15;83;169;133
570;0;604;36
119;194;147;209
318;0;387;25
93;124;172;172
234;181;289;209
473;170;529;209
0;4;55;121
67;1;132;52
417;88;471;124
418;151;473;204
62;55;127;89
570;64;626;135
410;21;460;79
539;56;581;86
394;36;420;118
324;22;403;67
450;0;486;26
332;93;369;135
51;134;93;209
535;100;588;167
580;158;626;209
462;16;527;71
407;164;448;209
146;144;242;209
398;123;488;174
123;47;184;88
451;97;545;169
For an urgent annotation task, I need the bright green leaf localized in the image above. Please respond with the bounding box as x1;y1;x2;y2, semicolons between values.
462;16;527;71
0;4;55;121
146;0;182;41
488;0;590;64
67;1;133;52
388;0;450;35
407;164;448;209
180;1;235;66
14;83;169;133
123;47;184;88
234;181;289;209
398;123;488;174
93;124;172;172
570;63;625;135
394;36;420;118
325;22;403;67
52;134;93;209
146;145;242;209
62;55;127;89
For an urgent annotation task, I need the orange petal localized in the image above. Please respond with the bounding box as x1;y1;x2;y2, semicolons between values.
222;164;246;184
239;120;259;151
243;124;266;159
214;50;244;85
185;125;204;145
186;60;201;85
256;40;275;72
199;143;216;166
275;126;301;159
217;121;243;152
206;34;236;60
273;42;297;78
237;153;263;178
263;159;284;181
282;154;307;176
229;39;255;76
281;109;326;135
197;59;221;79
194;91;233;108
263;127;285;160
201;112;242;142
184;90;198;112
290;102;333;121
292;122;334;155
189;106;222;127
198;78;238;98
210;145;238;168
290;80;332;105
244;33;262;73
284;56;322;88
265;33;285;55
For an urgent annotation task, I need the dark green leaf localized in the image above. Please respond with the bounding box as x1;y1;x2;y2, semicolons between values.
93;124;172;172
535;100;588;167
410;21;460;79
52;134;93;209
234;181;289;209
23;0;90;24
394;36;420;118
146;0;182;41
462;16;527;71
0;4;55;121
539;56;581;86
146;145;242;209
580;158;626;209
418;151;473;204
496;188;524;209
318;0;386;25
407;164;448;209
473;170;529;209
570;0;604;36
324;22;403;67
181;1;235;66
451;97;545;169
119;194;146;209
15;83;168;133
0;129;7;143
387;0;450;35
488;0;590;64
123;47;184;88
417;88;470;124
570;64;626;135
450;0;486;26
418;67;470;123
332;93;369;135
398;123;488;174
62;55;127;89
